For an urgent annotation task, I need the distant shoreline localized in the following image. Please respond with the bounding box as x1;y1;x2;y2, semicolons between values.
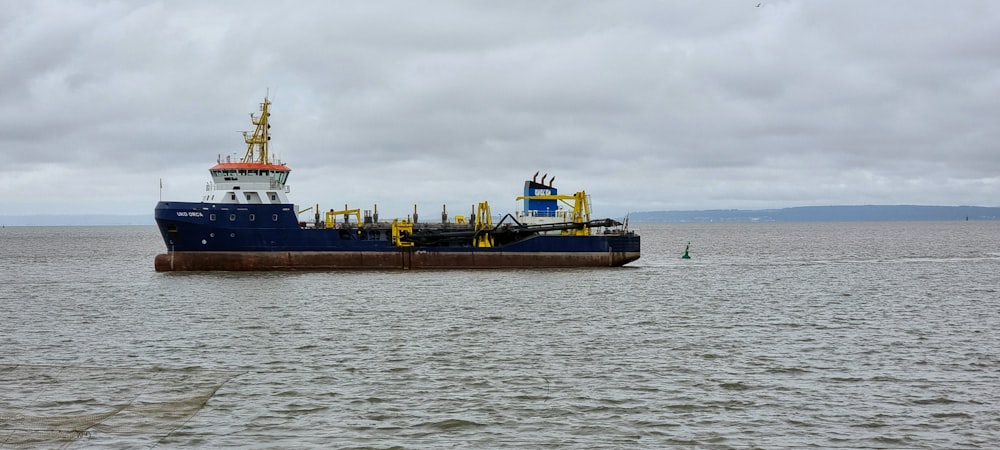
0;215;153;227
630;205;1000;222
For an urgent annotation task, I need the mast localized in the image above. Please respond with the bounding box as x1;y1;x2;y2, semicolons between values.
241;97;272;164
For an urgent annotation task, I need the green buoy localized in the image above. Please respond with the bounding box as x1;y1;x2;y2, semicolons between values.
681;242;691;259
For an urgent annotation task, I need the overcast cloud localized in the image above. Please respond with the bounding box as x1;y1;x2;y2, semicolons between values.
2;0;998;219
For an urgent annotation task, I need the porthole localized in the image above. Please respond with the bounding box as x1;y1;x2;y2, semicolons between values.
249;214;255;221
210;214;216;221
229;214;236;221
272;214;278;221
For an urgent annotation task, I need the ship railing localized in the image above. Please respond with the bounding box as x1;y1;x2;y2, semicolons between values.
519;210;569;219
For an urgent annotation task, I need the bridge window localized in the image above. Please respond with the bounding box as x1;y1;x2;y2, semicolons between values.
271;171;288;184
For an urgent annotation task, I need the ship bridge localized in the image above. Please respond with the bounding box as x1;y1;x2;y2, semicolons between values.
204;159;291;204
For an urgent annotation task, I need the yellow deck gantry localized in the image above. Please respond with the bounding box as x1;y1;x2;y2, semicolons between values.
391;218;414;247
324;208;362;228
474;201;494;247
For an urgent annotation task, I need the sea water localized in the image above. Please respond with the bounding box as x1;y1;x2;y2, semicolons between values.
1;222;998;448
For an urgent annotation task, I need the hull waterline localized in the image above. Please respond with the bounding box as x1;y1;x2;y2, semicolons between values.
154;250;640;271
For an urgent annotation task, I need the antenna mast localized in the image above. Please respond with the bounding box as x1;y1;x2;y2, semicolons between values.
241;96;271;164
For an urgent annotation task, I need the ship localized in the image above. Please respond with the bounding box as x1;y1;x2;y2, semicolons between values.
153;97;640;271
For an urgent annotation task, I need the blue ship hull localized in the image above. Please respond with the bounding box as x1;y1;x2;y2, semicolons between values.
154;201;640;271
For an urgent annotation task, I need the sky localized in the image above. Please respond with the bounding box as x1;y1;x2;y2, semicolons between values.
2;0;999;220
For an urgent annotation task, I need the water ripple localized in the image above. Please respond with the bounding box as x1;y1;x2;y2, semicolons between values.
1;223;1000;447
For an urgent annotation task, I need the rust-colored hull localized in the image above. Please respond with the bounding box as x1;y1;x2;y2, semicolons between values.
154;250;640;271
